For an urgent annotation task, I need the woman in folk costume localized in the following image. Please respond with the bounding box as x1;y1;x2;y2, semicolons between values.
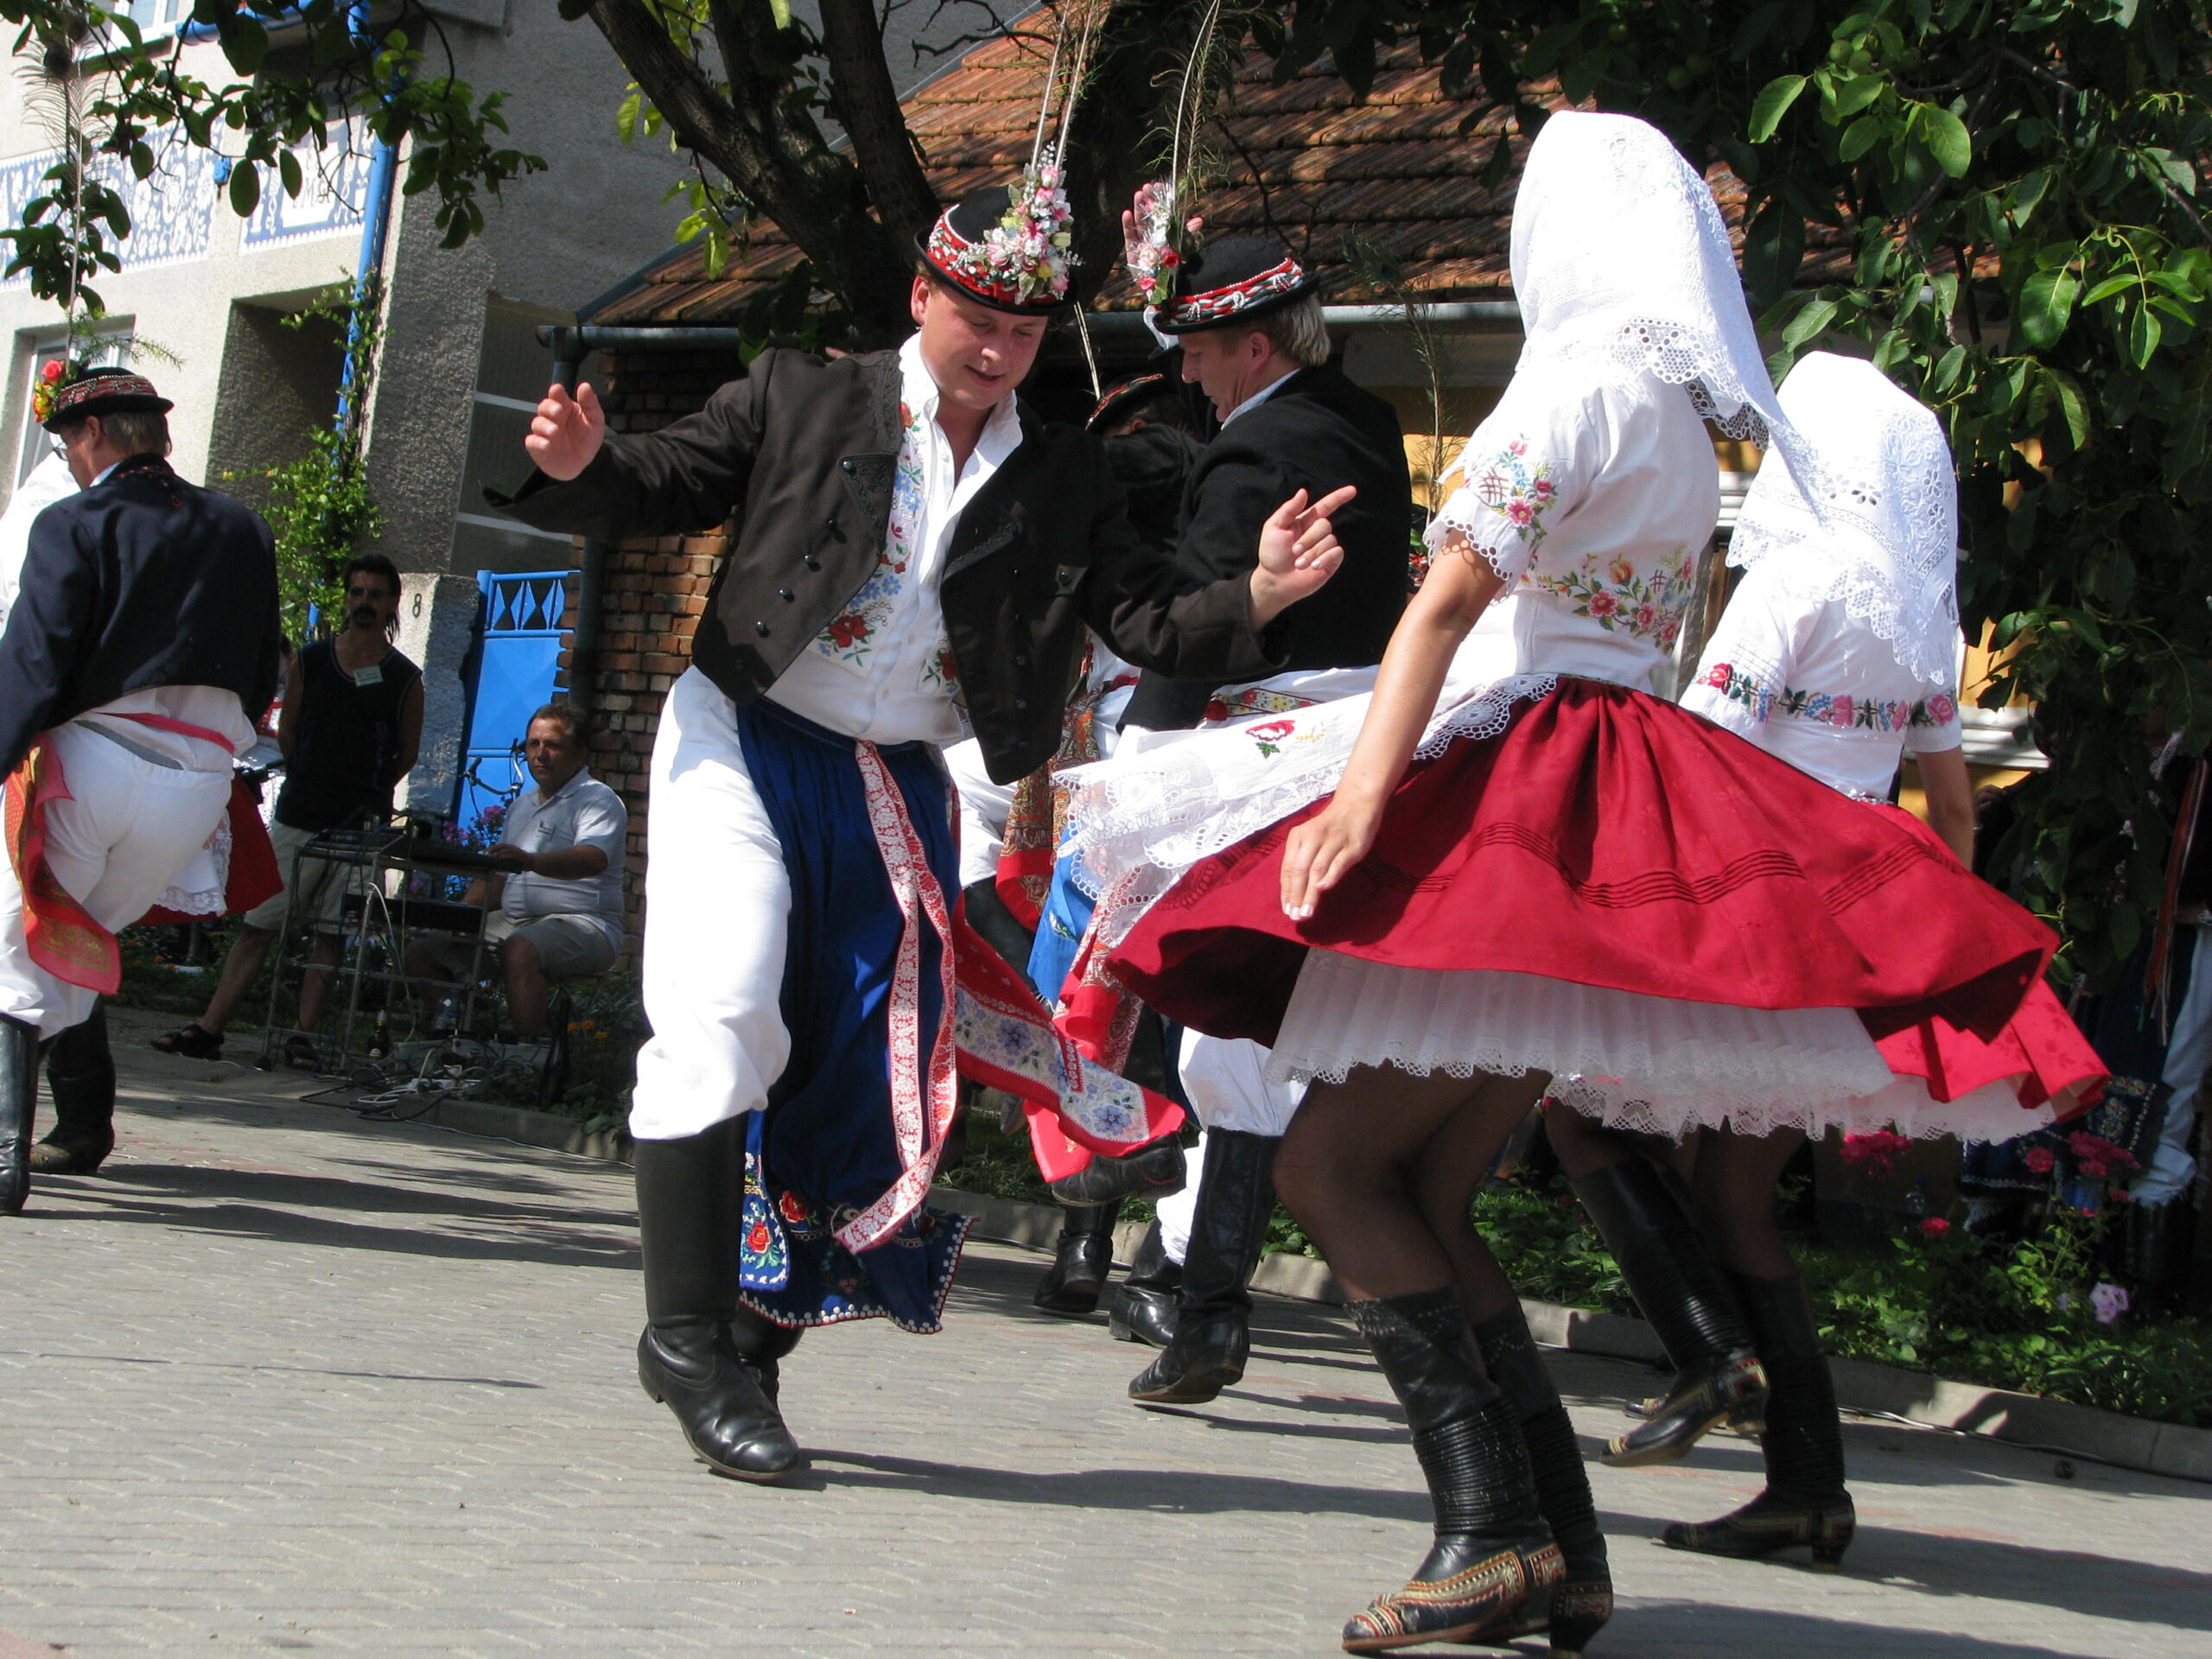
1541;350;2102;1567
1056;112;2061;1652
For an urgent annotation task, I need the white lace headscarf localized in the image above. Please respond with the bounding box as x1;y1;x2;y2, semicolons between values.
1510;111;1788;443
1731;352;1961;686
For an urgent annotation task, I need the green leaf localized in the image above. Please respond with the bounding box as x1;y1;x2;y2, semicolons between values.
2082;274;2138;305
1839;115;1883;162
2129;305;2163;368
1923;106;1973;178
1782;296;1837;349
279;148;302;199
2016;267;2079;349
1747;75;1807;143
2046;368;2091;449
766;0;791;25
219;16;270;76
228;160;260;219
1826;73;1885;122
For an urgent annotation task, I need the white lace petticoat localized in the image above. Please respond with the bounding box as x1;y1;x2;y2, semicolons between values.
1265;952;2057;1144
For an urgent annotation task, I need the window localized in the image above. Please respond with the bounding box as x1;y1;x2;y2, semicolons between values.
450;299;572;574
16;331;130;487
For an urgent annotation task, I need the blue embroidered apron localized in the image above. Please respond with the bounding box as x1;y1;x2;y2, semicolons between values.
728;696;971;1333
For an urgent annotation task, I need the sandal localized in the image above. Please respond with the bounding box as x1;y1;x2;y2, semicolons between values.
151;1022;224;1059
282;1034;321;1071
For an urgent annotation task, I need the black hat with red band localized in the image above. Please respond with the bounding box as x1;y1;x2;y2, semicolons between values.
1150;235;1323;334
918;182;1078;316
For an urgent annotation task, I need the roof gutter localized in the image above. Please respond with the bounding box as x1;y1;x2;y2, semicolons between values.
539;301;1523;354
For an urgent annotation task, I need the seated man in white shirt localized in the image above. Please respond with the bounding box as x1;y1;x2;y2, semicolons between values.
410;704;626;1039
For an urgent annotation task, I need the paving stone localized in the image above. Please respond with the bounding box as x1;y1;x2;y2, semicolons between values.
0;1012;2206;1656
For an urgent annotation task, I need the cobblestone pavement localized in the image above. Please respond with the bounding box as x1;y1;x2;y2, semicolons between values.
1;1020;2206;1659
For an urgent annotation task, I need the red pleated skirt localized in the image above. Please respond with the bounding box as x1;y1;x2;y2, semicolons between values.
1113;679;2063;1089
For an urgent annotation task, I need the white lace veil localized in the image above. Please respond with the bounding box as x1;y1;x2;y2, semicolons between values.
1510;111;1786;443
1729;352;1961;686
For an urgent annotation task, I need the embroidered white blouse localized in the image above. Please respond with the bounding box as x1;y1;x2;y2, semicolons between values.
1426;369;1719;692
1681;560;1962;801
766;334;1022;747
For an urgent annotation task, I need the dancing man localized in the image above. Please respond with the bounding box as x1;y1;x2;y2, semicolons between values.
499;181;1354;1484
1053;226;1415;1411
1;366;283;1213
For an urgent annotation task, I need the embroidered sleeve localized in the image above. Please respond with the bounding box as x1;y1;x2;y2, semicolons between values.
1904;685;1963;753
1681;571;1807;737
1424;418;1571;584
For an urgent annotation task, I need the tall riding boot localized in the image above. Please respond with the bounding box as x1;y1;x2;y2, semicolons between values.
727;1303;804;1405
1570;1158;1767;1465
1665;1273;1854;1567
1339;1290;1562;1653
1108;1219;1182;1347
1473;1306;1612;1656
33;1003;116;1174
1033;1197;1122;1314
1;1014;36;1217
1129;1129;1276;1405
632;1118;802;1482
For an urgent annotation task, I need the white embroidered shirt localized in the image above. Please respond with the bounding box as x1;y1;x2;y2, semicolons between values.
767;334;1023;747
1682;560;1962;801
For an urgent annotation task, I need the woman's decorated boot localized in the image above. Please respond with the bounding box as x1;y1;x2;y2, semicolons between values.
1663;1272;1854;1568
1108;1219;1182;1347
1570;1159;1767;1466
1033;1198;1122;1314
633;1119;803;1482
1340;1291;1563;1654
1468;1306;1611;1656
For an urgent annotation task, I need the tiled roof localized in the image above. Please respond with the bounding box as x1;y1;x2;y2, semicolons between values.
592;27;1828;326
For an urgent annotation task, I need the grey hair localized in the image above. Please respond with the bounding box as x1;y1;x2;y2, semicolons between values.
95;410;171;457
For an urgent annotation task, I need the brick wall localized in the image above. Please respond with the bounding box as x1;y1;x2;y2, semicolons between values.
555;346;746;955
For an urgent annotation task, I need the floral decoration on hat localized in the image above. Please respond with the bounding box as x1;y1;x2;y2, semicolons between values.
1126;179;1181;308
925;147;1077;309
29;359;70;427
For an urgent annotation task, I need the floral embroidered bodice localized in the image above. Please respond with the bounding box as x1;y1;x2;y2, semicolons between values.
1683;560;1962;800
1425;372;1720;691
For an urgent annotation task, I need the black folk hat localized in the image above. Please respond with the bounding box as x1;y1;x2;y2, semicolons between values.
918;184;1078;316
40;364;173;430
1152;234;1323;334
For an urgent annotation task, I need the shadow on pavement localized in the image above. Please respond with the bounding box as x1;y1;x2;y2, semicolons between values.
1580;1601;2139;1659
28;1164;638;1272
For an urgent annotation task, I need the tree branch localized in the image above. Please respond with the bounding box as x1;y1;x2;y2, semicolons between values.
819;0;942;245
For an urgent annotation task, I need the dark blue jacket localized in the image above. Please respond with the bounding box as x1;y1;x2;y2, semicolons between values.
0;454;283;776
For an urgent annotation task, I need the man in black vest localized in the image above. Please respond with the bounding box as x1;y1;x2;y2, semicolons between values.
155;553;423;1066
1051;230;1415;1411
0;365;282;1213
497;183;1355;1484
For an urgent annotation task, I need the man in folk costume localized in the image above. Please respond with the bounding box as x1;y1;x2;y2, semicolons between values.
949;372;1203;1318
499;170;1355;1483
0;366;283;1214
1044;213;1415;1408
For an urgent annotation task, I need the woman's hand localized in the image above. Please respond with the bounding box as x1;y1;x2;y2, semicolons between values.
1281;793;1382;920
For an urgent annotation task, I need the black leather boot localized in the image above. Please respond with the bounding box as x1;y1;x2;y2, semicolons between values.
1571;1158;1767;1466
31;1004;116;1175
632;1119;802;1482
1033;1198;1122;1314
1108;1219;1181;1347
1130;1130;1276;1405
1340;1290;1562;1653
1472;1306;1611;1656
727;1302;804;1405
1;1013;35;1217
1664;1272;1854;1568
1047;1135;1187;1205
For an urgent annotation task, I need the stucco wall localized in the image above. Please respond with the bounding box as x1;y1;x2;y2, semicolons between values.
0;4;676;574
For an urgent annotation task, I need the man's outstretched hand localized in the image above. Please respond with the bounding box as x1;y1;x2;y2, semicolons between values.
525;383;607;481
1249;485;1357;627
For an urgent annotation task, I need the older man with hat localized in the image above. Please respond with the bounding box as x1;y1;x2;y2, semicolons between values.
1044;216;1417;1411
499;177;1359;1484
0;365;283;1214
